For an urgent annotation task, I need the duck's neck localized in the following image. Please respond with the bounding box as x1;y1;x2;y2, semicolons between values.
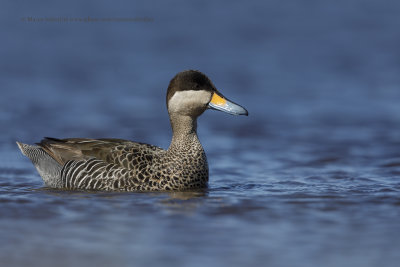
166;113;209;190
168;114;202;152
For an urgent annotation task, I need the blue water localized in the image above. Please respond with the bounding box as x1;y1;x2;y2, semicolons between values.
1;1;400;266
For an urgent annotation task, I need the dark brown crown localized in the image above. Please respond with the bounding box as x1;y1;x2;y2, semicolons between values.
166;70;216;106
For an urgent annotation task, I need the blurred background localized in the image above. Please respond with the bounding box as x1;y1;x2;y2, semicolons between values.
1;1;400;267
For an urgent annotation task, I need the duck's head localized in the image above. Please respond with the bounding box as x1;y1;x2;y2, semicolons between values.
166;70;248;118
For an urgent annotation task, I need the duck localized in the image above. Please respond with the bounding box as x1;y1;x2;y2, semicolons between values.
16;70;248;191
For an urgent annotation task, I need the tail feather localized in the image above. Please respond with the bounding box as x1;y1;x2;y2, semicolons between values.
16;142;63;188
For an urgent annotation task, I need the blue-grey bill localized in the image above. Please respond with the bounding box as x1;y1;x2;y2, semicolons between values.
208;98;248;116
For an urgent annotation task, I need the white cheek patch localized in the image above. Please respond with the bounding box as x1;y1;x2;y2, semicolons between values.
168;90;212;114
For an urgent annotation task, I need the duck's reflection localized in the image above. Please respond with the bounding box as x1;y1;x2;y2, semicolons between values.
158;189;209;214
165;189;208;200
38;186;210;215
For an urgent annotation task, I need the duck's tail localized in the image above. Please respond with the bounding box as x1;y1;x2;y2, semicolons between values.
16;142;63;188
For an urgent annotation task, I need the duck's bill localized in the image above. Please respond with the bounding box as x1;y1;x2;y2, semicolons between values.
208;92;248;116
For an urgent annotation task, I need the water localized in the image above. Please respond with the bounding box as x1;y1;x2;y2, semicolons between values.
1;1;400;266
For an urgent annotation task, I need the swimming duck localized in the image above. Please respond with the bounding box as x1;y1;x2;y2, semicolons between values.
17;70;248;191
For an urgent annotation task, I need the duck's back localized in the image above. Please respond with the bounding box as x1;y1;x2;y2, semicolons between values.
39;137;164;167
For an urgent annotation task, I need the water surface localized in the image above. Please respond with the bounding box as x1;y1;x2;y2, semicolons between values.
1;1;400;267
